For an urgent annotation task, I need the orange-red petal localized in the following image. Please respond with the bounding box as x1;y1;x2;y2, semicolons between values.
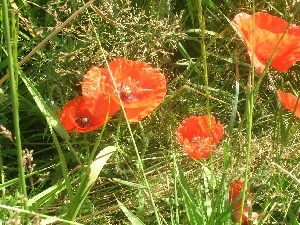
175;116;224;160
232;12;300;73
229;180;253;225
60;96;115;133
82;66;121;116
107;58;166;121
277;90;300;118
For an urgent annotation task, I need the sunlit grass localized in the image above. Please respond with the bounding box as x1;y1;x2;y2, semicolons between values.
0;0;299;224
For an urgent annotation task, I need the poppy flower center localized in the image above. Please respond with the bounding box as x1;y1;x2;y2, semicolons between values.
192;136;203;143
191;136;212;145
118;82;133;100
75;116;91;128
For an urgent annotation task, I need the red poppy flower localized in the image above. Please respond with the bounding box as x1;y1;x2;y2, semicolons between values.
60;96;116;133
82;59;167;122
277;90;300;118
232;12;300;73
229;180;259;225
175;116;224;160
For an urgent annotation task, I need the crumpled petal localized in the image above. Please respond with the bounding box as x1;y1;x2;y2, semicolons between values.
82;66;120;116
232;12;300;73
229;180;259;225
229;180;250;224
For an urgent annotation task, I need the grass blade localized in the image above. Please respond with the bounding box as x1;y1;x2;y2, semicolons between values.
1;0;28;221
175;161;203;224
117;199;145;225
19;71;69;140
66;146;116;220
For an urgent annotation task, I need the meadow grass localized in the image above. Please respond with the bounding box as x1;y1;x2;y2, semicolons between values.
0;0;299;224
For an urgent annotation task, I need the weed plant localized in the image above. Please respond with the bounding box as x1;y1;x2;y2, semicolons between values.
0;0;299;224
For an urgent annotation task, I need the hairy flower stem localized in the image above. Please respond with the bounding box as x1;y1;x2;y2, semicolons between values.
239;4;256;224
240;69;254;224
2;0;28;221
105;60;162;225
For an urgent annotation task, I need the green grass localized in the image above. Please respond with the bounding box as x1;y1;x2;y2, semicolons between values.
0;0;299;224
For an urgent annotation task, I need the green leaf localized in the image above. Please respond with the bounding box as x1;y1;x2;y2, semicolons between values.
87;146;116;187
19;71;69;140
176;161;204;224
40;217;83;225
66;146;116;220
117;199;145;225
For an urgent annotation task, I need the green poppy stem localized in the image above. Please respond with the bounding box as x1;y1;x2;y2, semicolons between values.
239;5;257;224
104;60;162;225
198;0;215;203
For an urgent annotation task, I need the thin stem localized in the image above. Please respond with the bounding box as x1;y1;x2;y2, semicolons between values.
271;162;300;185
105;60;162;225
228;52;240;136
50;126;73;201
88;118;108;165
65;140;83;168
198;0;211;119
239;3;256;224
90;4;118;26
240;68;254;225
2;0;28;217
0;204;83;225
0;147;5;198
198;0;215;208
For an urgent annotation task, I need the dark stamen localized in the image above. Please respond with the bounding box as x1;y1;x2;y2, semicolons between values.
75;117;91;127
119;82;132;100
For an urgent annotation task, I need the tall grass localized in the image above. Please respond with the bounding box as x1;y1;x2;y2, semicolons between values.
1;0;28;223
0;0;299;224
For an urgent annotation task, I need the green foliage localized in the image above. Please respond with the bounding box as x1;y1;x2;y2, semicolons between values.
0;0;299;224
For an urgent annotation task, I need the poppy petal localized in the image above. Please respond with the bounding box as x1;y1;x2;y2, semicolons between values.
107;58;167;121
232;12;300;73
82;66;121;116
175;116;224;160
229;180;255;225
277;90;300;118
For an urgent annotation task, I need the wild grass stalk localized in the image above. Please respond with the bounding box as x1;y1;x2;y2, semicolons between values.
237;3;256;224
1;0;28;222
0;204;83;225
198;1;217;222
0;151;4;199
240;62;254;225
